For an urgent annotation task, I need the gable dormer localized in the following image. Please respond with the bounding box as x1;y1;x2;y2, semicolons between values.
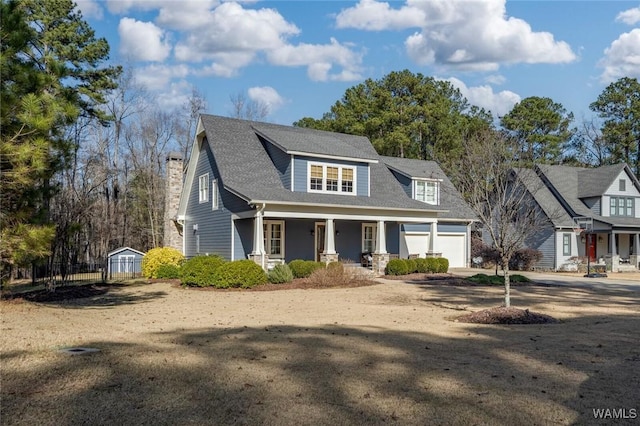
383;157;443;206
252;123;377;197
576;164;640;218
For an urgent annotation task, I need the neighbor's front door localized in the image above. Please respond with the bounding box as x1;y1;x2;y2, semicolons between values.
315;223;325;262
586;234;596;261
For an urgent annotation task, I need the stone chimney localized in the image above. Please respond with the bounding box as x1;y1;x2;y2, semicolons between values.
164;151;184;252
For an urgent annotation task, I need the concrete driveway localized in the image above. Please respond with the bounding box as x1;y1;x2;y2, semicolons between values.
450;268;640;292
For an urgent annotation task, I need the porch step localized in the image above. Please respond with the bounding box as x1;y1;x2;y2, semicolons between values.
343;263;377;278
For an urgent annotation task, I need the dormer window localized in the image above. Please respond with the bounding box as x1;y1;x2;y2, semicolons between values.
414;180;439;205
308;162;356;195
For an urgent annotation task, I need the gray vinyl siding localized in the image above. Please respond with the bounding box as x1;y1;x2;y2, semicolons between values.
401;223;431;232
386;222;400;255
525;224;555;269
582;197;601;216
185;139;253;259
284;219;316;262
233;218;254;260
390;170;412;198
334;220;362;262
261;137;292;189
292;155;369;196
438;223;467;233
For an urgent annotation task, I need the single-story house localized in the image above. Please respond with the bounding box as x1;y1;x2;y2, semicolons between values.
518;163;640;272
170;114;476;275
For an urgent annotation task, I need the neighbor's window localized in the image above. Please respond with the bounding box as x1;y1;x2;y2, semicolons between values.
563;233;571;256
308;163;356;194
610;197;634;217
414;180;439;205
199;174;209;203
619;179;626;192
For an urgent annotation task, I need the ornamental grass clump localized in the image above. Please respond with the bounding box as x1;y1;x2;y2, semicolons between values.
141;247;184;279
267;263;294;284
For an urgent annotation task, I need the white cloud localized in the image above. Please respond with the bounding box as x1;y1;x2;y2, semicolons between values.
267;38;364;81
118;18;172;62
75;0;103;19
337;0;576;70
445;77;520;117
248;86;286;111
155;81;194;111
598;28;640;82
484;74;506;85
133;64;190;91
616;6;640;25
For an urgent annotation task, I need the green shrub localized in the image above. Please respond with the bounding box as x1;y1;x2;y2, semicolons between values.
436;257;449;273
405;258;418;274
212;260;268;289
415;258;429;273
288;259;325;278
268;263;294;284
180;255;226;287
385;258;409;275
467;273;530;285
156;264;181;279
425;257;439;273
142;247;185;279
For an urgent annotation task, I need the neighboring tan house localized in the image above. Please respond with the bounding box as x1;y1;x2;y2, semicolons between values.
169;114;476;275
519;163;640;272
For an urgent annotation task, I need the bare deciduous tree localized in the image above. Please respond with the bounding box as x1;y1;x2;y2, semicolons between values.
451;129;554;307
229;91;269;121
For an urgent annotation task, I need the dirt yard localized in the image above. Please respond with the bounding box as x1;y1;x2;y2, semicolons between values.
1;277;639;425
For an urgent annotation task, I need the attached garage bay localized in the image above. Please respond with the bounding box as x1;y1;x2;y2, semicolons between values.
399;223;470;268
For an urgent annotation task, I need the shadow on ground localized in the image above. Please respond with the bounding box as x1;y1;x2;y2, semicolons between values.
3;315;639;425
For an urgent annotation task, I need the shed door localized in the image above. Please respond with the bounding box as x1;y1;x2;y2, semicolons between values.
119;255;135;273
438;235;466;268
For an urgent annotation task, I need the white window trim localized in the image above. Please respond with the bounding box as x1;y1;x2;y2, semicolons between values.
212;179;219;210
307;162;357;196
362;223;377;253
199;173;209;203
264;220;285;259
412;179;440;205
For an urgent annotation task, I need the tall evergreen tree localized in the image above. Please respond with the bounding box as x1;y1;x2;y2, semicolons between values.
500;96;574;165
0;0;120;283
590;77;640;178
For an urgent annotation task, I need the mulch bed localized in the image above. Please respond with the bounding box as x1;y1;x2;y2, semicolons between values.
172;278;379;292
1;284;119;303
456;307;560;325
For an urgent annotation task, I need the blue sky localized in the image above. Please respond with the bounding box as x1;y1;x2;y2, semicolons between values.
75;0;640;126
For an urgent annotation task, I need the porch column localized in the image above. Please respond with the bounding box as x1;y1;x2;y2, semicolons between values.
324;219;336;255
320;218;338;263
610;231;617;256
249;208;266;268
430;221;438;255
634;233;640;255
374;220;386;254
372;220;389;276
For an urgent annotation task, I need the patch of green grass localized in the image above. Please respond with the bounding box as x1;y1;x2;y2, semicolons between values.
467;273;531;285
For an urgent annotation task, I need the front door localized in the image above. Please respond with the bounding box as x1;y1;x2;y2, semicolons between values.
315;222;325;262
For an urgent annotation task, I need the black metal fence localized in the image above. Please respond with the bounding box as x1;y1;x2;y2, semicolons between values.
9;258;144;286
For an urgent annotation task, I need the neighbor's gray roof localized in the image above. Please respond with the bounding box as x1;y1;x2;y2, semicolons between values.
514;168;575;228
381;156;477;221
536;164;639;228
199;115;448;213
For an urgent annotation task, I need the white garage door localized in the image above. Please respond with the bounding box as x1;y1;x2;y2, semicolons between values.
400;232;430;259
438;234;466;268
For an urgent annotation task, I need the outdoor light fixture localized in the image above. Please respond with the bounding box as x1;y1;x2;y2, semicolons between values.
336;230;340;236
193;224;198;232
310;229;314;236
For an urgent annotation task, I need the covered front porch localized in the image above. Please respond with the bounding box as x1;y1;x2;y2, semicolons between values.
581;230;640;272
232;203;442;275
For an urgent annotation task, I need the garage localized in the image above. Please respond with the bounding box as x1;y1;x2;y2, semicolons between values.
438;234;466;268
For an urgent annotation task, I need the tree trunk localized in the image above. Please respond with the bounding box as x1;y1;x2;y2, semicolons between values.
503;259;511;307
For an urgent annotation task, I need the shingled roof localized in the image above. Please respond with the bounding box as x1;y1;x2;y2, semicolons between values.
534;163;639;228
381;156;477;221
199;115;449;213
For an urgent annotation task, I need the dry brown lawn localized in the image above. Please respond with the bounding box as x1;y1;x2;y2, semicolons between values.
1;277;639;425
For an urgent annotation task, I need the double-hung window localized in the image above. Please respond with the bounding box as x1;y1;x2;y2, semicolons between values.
610;197;634;217
308;163;356;195
263;220;284;258
362;223;376;253
562;233;571;256
199;174;209;203
414;180;438;204
212;179;219;210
